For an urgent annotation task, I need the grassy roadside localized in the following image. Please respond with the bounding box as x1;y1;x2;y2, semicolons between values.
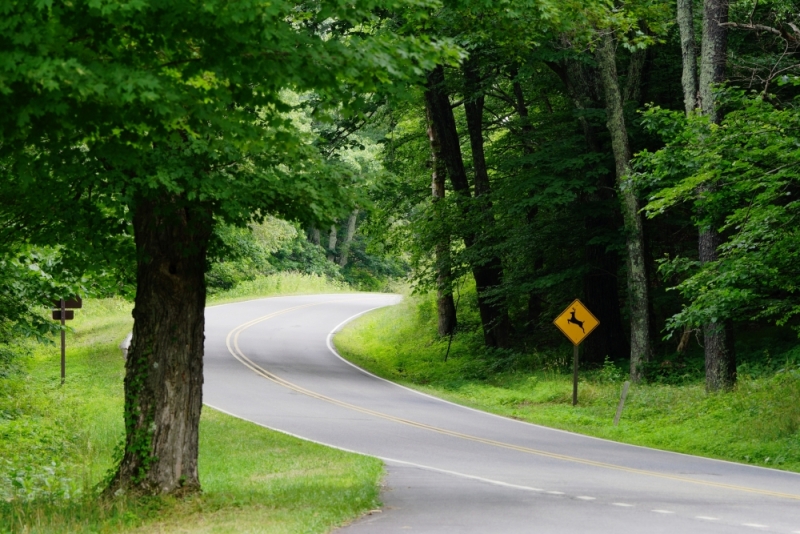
0;275;382;533
208;271;353;306
334;293;800;473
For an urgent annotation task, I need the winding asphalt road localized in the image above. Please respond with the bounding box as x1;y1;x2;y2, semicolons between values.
202;294;800;533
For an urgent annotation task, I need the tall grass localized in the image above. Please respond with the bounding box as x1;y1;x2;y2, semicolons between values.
208;272;352;305
334;292;800;472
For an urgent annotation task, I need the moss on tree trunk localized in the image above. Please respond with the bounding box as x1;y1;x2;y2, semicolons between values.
108;194;211;495
596;33;653;381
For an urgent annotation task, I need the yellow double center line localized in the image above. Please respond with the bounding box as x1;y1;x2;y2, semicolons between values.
225;301;800;502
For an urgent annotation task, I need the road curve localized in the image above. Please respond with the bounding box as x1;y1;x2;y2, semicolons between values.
202;294;800;534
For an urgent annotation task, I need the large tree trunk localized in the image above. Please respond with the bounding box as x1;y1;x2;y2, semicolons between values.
462;56;511;348
337;210;358;267
596;33;653;381
108;194;211;495
426;104;457;337
699;0;736;391
425;65;509;348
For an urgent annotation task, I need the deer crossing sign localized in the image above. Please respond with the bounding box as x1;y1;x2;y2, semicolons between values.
553;299;600;346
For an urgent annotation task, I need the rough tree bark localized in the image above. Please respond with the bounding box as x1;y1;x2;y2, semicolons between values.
426;104;457;337
425;64;509;348
677;0;699;114
108;193;211;495
337;210;358;268
699;0;737;391
462;56;511;348
596;33;653;381
699;0;728;123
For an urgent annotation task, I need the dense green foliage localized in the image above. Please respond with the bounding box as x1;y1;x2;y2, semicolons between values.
347;0;800;384
638;91;800;332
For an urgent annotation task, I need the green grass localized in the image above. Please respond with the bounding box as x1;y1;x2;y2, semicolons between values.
334;293;800;473
208;272;352;306
0;280;382;533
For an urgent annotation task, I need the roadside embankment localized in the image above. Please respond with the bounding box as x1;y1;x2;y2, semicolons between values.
334;293;800;473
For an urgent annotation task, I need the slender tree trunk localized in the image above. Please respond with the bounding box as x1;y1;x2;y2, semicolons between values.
327;225;337;262
463;56;511;348
108;194;211;495
699;0;728;123
426;104;457;337
512;78;534;149
337;210;358;267
545;58;628;362
425;66;470;193
623;48;647;104
309;227;321;246
699;227;736;388
677;0;699;114
425;65;509;348
512;74;544;329
699;0;736;391
596;33;653;381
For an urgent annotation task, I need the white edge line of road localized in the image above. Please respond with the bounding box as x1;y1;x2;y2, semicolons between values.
320;297;800;479
203;403;547;494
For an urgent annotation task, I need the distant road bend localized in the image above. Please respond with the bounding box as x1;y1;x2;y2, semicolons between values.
202;294;800;534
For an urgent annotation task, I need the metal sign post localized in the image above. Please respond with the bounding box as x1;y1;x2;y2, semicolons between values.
51;297;82;385
60;299;65;385
553;299;600;406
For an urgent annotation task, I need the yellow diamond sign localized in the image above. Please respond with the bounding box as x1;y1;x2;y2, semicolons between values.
553;299;600;346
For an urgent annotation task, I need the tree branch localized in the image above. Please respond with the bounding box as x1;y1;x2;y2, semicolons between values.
721;22;799;43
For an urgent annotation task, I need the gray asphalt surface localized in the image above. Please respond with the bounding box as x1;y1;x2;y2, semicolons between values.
202;294;800;533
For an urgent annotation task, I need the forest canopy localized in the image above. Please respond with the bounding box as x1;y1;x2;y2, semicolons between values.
2;0;799;495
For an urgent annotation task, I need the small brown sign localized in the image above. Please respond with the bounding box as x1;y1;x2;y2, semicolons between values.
53;297;82;309
52;310;75;321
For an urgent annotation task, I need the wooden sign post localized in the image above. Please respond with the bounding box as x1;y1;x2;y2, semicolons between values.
553;299;599;406
52;297;82;385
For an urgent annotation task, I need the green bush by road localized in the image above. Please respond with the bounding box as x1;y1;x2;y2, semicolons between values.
334;292;800;473
0;277;381;533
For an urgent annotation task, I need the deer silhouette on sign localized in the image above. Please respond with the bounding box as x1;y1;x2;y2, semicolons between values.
567;308;585;333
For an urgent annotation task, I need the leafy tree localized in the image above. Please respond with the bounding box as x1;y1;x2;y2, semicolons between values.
639;92;800;341
0;0;455;494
